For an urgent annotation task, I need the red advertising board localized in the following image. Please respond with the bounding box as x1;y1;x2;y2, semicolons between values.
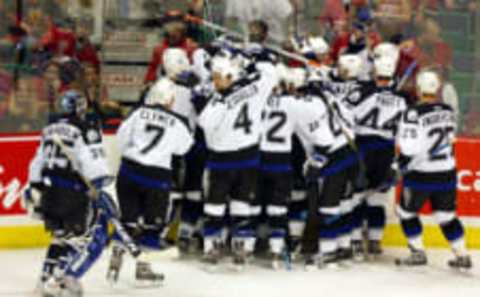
0;135;40;215
1;135;480;217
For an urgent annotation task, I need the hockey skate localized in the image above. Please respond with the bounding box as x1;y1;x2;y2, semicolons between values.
318;252;339;269
352;240;366;262
304;253;317;271
177;237;191;258
135;261;164;287
202;240;223;272
367;240;383;259
232;240;248;271
395;247;427;267
106;245;125;284
337;247;353;263
448;255;472;271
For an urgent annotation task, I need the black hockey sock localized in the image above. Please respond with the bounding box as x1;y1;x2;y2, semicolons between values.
180;198;203;226
400;217;422;239
440;218;465;243
338;212;353;239
203;215;224;238
318;213;341;254
367;206;386;230
351;203;366;231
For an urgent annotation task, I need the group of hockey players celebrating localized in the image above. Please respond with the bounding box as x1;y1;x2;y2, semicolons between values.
23;18;473;297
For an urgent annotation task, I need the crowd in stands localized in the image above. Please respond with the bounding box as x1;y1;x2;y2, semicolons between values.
0;0;478;134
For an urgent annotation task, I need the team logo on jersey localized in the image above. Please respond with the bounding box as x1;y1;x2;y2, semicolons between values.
87;129;101;143
405;110;419;123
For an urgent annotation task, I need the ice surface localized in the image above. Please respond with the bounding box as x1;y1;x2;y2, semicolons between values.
1;248;479;297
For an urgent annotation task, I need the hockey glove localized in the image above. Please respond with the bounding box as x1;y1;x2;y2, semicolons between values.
23;183;44;220
303;153;328;180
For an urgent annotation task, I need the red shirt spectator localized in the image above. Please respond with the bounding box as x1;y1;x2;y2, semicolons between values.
144;38;198;83
41;23;76;57
76;41;100;71
330;30;382;62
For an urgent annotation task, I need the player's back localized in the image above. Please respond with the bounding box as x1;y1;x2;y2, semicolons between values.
398;102;456;173
198;71;273;153
31;116;110;187
348;82;407;141
117;105;193;171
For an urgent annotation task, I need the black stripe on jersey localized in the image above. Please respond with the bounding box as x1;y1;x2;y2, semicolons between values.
415;102;453;115
120;157;172;180
48;115;101;144
208;145;259;163
220;72;261;97
260;152;291;165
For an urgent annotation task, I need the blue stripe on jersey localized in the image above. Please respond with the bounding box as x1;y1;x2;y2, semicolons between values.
47;176;87;192
260;164;292;172
119;166;170;190
321;154;358;176
206;157;260;170
403;180;457;192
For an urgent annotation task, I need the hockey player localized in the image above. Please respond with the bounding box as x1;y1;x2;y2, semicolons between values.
395;71;472;269
324;54;364;261
24;90;112;296
198;50;278;268
346;56;408;259
108;78;194;284
160;48;206;256
259;66;307;268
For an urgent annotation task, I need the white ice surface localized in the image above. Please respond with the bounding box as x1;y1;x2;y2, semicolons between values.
1;248;480;297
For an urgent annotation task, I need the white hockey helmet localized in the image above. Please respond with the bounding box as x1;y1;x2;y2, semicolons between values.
373;42;400;64
338;54;363;79
416;70;441;96
285;67;307;90
145;78;176;106
276;63;290;85
162;48;191;79
301;36;329;56
374;56;396;78
210;55;241;82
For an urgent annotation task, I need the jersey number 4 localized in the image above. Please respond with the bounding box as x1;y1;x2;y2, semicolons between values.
234;103;253;134
358;107;402;133
141;124;165;154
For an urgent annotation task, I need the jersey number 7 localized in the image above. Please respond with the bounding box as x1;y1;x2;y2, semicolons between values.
141;124;165;154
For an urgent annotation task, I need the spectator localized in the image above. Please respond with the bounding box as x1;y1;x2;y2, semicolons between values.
372;0;412;42
1;76;47;132
74;20;100;70
224;0;294;43
41;61;63;112
144;11;198;84
40;18;77;58
330;20;382;62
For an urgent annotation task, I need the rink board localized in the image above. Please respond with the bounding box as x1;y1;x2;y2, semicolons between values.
1;134;480;249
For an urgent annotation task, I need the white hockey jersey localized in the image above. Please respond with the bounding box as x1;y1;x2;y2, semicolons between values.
198;62;278;154
397;103;456;173
117;105;194;170
260;94;297;154
346;82;407;141
171;82;197;130
28;117;111;187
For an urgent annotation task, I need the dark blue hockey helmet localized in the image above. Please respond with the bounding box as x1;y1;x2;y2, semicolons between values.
60;90;87;116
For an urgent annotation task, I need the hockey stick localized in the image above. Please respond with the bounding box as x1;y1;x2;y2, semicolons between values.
396;60;418;91
50;135;141;257
188;15;368;182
